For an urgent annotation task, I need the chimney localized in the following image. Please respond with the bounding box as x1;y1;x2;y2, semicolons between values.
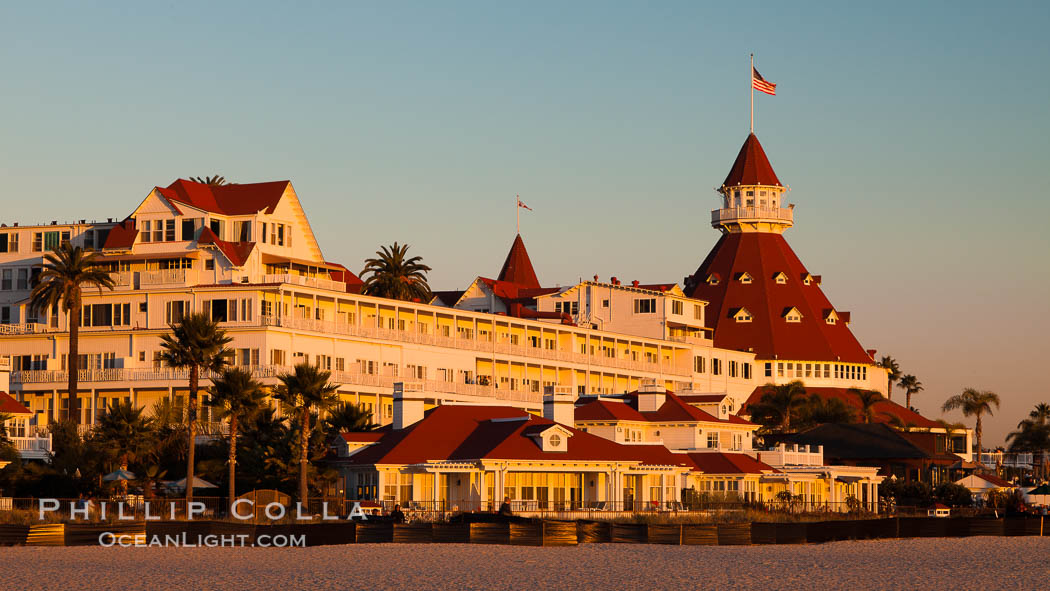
631;280;639;287
393;381;425;430
0;356;10;393
636;378;666;412
542;385;575;426
611;276;619;285
593;274;599;282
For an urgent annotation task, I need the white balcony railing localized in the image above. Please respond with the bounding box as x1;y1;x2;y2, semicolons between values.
263;274;345;292
758;443;824;467
711;206;793;225
10;434;52;456
0;323;48;335
140;268;189;286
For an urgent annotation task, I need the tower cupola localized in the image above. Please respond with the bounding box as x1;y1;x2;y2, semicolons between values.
713;133;793;234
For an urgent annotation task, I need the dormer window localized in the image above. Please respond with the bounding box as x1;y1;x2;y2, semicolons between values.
734;272;753;284
773;272;788;285
802;273;815;286
783;307;803;323
548;433;561;447
732;308;752;323
706;274;720;286
824;309;839;325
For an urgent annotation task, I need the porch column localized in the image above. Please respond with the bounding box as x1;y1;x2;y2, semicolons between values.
91;389;98;425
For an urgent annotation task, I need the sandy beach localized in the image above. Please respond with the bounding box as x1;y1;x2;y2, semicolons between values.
2;538;1048;590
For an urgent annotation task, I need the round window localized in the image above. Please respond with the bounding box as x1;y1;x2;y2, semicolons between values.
549;434;562;447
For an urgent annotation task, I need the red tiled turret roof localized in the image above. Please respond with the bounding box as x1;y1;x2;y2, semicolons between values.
721;133;782;188
497;234;541;289
686;232;872;363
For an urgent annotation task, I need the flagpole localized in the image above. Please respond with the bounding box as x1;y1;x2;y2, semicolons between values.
516;194;520;235
750;53;754;134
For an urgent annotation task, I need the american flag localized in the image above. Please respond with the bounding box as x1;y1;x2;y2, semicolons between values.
752;67;776;96
517;197;532;211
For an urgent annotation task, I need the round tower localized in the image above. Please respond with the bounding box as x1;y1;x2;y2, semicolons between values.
712;133;793;234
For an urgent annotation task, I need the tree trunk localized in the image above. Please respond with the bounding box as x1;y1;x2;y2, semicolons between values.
228;415;238;514
68;294;81;425
906;391;912;410
300;406;309;506
186;365;198;507
887;376;892;401
975;414;983;470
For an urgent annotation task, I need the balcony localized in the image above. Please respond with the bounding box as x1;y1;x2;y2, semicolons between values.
263;274;345;292
0;323;48;335
140;268;191;286
711;206;793;225
10;433;52;460
757;443;824;467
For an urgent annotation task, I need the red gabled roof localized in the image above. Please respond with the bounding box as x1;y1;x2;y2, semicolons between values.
742;386;941;429
721;133;782;188
497;234;541;289
575;391;755;426
344;405;690;467
0;392;32;415
687;232;872;363
197;226;255;267
101;219;138;250
682;452;779;475
327;262;364;294
157;179;290;216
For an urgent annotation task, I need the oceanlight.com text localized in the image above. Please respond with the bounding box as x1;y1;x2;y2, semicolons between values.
98;532;306;548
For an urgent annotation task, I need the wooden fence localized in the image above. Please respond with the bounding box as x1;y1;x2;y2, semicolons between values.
0;517;1045;547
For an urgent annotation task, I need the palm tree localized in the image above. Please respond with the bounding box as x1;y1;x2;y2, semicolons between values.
274;363;339;504
850;388;885;424
323;403;377;435
29;242;115;423
879;356;902;402
159;312;232;505
942;388;1001;467
206;369;266;508
190;175;227;186
798;394;855;427
1007;404;1050;480
360;242;433;302
898;374;923;410
0;412;12;445
749;381;808;432
90;400;155;494
1028;403;1050;424
208;368;266;509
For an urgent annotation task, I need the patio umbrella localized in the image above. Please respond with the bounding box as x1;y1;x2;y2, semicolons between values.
169;476;218;490
102;469;136;481
1028;484;1050;495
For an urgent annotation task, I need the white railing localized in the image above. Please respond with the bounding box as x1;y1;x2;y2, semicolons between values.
10;434;52;454
264;274;345;292
0;323;48;335
711;206;793;224
108;272;133;288
261;315;690;377
758;443;824;467
140;268;189;286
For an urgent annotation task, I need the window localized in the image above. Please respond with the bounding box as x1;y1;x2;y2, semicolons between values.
743;363;752;379
165;220;176;242
165;300;189;324
0;233;18;252
261;222;267;243
270;349;286;365
706;274;719;286
601;299;609;308
261;300;273;317
82;303;131;327
235;348;260;366
44;231;60;251
181;219;196;241
785;307;802;323
764;362;772;377
774;272;788;284
205;259;215;271
1;269;11;290
633;298;656;314
210;219;222;239
555;301;579;315
712;358;722;376
707;432;719;449
153;222;163;243
671;300;684;315
16;268;27;290
824;364;831;378
0;306;9;324
694;356;706;373
736;272;753;284
32;232;43;251
277;224;285;246
733;308;752;323
693;304;702;320
778;362;784;377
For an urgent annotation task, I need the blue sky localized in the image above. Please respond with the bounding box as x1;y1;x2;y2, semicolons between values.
2;1;1047;442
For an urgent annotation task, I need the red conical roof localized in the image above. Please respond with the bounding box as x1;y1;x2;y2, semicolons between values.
687;232;871;363
722;133;782;188
498;234;541;289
